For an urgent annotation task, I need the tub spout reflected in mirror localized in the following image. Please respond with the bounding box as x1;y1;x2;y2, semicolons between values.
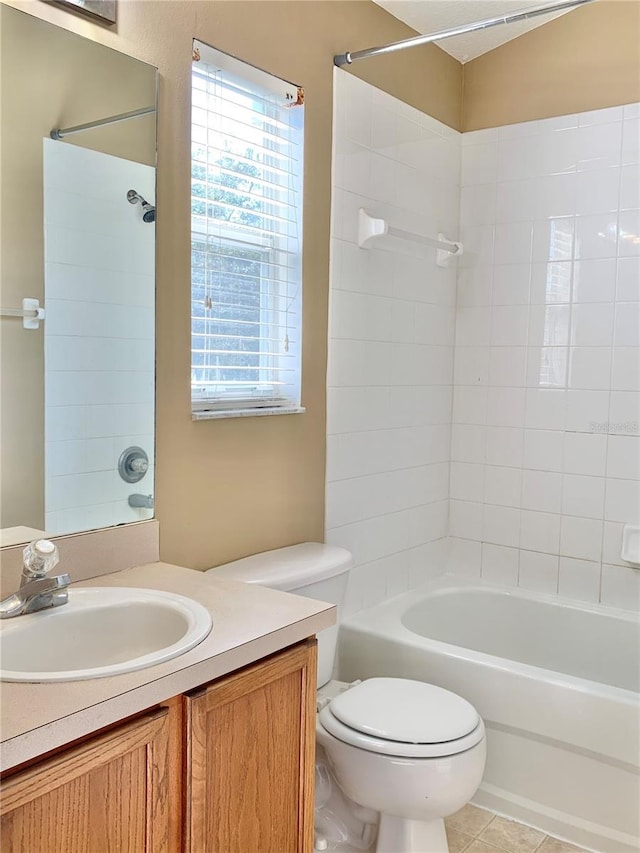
128;493;154;509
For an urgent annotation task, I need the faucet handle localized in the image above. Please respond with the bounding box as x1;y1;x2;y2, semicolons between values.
22;539;60;579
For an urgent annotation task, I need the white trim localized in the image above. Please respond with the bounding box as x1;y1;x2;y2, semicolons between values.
193;39;299;102
192;406;305;421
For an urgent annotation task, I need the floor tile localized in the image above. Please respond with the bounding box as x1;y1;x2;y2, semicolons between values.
465;841;504;853
446;804;495;837
479;815;546;853
536;837;589;853
446;826;475;853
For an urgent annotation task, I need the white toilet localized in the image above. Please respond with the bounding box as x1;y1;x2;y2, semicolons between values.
211;543;486;853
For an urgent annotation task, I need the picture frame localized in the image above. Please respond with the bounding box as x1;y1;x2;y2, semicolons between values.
47;0;117;26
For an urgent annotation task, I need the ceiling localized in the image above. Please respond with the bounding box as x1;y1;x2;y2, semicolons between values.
372;0;580;62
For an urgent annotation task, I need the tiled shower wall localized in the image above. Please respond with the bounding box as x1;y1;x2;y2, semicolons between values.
326;71;460;616
451;103;640;608
44;140;155;535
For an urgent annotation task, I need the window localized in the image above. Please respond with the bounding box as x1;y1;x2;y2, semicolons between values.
190;41;304;417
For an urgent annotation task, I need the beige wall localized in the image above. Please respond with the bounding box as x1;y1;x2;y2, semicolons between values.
0;4;155;529
463;0;640;131
1;0;461;568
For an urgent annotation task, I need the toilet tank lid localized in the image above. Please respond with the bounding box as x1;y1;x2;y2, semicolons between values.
209;543;353;591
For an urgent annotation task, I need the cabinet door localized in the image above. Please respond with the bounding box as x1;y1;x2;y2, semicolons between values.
185;639;317;853
1;706;176;853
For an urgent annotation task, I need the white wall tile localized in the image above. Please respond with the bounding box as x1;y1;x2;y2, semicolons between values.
532;217;575;263
620;164;640;210
575;213;618;259
520;510;561;554
481;543;519;585
535;177;577;220
575;168;620;215
530;261;572;304
558;557;601;602
563;432;607;476
451;462;484;502
483;504;520;547
451;424;486;463
485;426;524;467
614;302;640;347
606;435;640;479
461;143;498;185
617;258;640;301
490;306;529;346
448;538;482;577
602;522;627;568
565;390;610;433
492;265;531;305
577;122;622;171
489;347;527;387
329;97;639;610
494;222;533;265
450;500;483;541
609;391;640;432
487;387;526;427
611;347;640;391
572;259;616;303
518;551;559;594
579;107;623;126
327;73;461;614
618;210;640;257
567;346;612;390
455;306;492;346
570;303;614;346
523;429;565;472
525;390;566;430
621;116;640;165
522;469;562;513
560;515;603;561
484;465;522;508
605;478;640;523
457;267;493;307
600;564;640;611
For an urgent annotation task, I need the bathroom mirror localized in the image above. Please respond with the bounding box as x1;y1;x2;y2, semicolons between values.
0;5;157;545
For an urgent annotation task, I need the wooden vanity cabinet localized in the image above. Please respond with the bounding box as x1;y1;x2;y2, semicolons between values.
185;639;317;853
0;639;317;853
0;706;176;852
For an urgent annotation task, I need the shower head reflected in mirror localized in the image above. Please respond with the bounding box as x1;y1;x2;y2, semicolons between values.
127;189;155;223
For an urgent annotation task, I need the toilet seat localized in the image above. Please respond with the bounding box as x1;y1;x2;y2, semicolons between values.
318;677;485;758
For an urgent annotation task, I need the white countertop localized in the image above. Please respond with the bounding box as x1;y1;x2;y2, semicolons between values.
0;562;336;772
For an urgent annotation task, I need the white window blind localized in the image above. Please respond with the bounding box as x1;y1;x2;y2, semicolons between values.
191;40;304;415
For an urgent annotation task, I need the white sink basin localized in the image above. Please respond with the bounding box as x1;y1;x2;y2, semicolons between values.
0;587;213;682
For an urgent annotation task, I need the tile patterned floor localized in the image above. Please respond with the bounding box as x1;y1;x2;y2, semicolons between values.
445;805;591;853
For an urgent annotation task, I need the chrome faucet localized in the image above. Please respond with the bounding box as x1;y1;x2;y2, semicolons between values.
0;539;71;619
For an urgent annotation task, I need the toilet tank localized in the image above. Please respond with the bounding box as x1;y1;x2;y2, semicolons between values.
210;543;353;687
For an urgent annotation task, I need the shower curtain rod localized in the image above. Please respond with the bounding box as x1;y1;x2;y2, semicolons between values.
50;105;156;140
334;0;595;66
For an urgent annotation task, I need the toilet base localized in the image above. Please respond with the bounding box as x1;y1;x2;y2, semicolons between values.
376;814;448;853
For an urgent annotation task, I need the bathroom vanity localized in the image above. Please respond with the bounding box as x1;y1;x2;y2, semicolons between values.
0;563;335;852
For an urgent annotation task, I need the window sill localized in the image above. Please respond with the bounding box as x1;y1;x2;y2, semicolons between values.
192;406;306;422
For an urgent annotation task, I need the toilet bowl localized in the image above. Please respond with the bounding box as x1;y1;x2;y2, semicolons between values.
316;677;486;853
209;543;487;853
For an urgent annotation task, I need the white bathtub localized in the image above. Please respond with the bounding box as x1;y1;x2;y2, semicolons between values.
338;576;640;853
